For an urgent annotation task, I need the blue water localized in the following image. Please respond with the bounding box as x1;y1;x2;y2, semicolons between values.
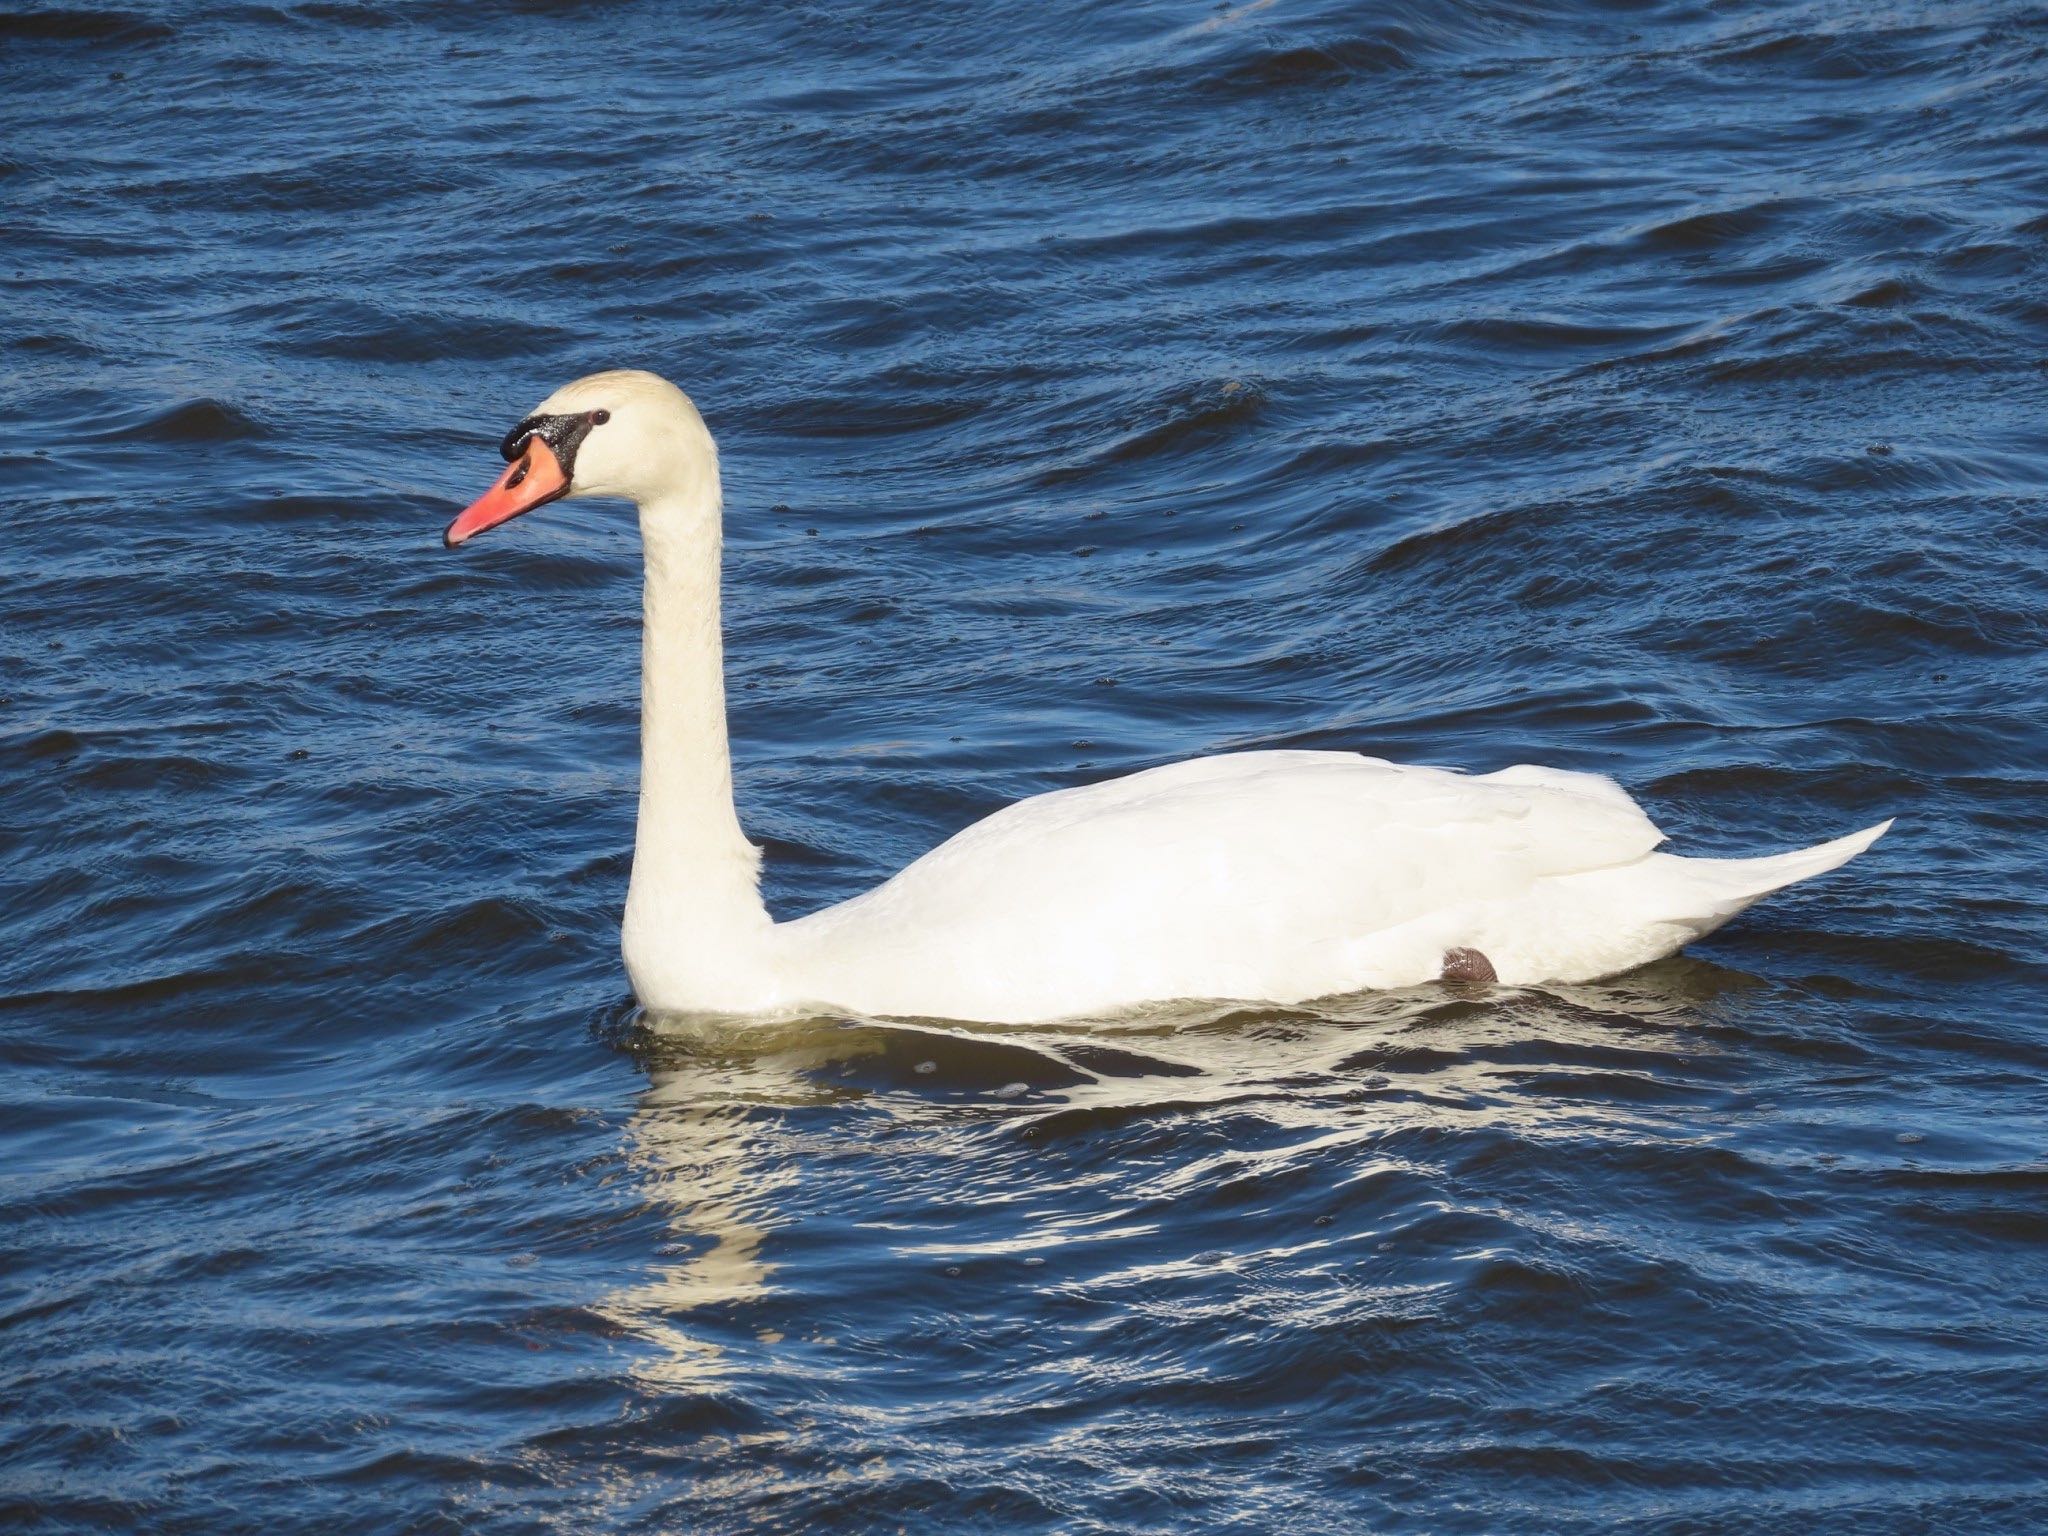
6;1;2048;1529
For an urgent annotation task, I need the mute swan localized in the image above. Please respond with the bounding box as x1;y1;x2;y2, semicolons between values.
445;369;1889;1024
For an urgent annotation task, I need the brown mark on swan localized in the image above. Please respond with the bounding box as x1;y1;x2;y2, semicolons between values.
1440;947;1498;985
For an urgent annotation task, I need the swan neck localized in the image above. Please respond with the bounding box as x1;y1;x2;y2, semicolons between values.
626;488;767;949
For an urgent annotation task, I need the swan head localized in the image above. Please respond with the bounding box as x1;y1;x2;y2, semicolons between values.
445;369;717;547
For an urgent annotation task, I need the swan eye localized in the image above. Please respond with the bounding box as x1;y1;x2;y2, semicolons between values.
591;409;610;426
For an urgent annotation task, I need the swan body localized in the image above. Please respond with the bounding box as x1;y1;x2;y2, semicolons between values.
446;370;1890;1025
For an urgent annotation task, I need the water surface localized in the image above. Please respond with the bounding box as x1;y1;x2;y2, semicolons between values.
5;0;2048;1530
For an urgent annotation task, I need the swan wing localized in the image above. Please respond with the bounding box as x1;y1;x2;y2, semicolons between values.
780;750;1663;1020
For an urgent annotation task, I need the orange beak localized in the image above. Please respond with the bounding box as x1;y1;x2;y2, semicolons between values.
444;437;570;548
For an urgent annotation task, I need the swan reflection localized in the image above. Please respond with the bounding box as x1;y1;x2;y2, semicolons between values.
594;1023;845;1387
595;954;1758;1383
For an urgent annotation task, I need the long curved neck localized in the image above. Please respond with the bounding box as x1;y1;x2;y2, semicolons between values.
623;485;771;980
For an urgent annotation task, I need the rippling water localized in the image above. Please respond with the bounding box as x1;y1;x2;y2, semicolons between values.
6;0;2048;1529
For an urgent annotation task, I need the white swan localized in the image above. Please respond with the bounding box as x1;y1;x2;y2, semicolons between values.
445;370;1889;1024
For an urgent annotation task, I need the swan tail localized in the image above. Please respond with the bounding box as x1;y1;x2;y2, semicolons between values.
1648;818;1893;936
1473;820;1891;986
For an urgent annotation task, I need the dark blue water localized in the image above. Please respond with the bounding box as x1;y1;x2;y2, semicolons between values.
6;1;2048;1529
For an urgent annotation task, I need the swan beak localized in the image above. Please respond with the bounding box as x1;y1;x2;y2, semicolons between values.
444;437;570;548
